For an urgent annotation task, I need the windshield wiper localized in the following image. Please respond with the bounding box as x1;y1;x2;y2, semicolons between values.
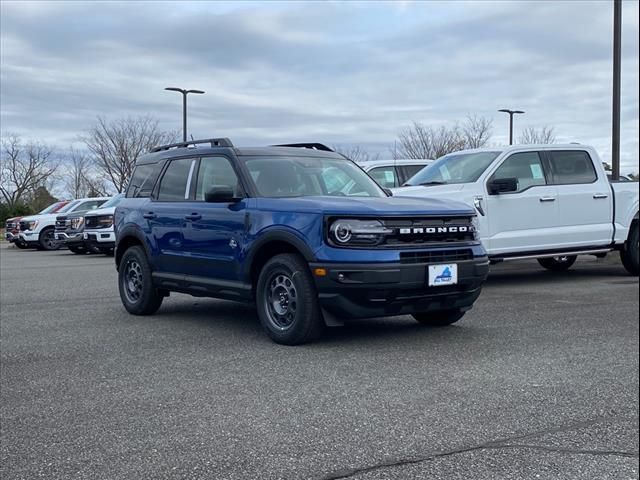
417;181;447;186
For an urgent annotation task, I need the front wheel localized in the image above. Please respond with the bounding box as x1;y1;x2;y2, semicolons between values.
412;309;466;327
68;245;87;255
537;255;577;272
256;253;324;345
15;240;28;249
37;228;60;251
620;223;639;276
118;246;163;315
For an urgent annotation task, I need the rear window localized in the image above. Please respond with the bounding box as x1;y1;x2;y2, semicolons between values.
547;151;597;185
126;161;165;198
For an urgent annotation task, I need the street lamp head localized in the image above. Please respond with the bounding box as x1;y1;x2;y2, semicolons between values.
165;87;184;93
498;109;511;113
513;110;525;114
187;89;205;94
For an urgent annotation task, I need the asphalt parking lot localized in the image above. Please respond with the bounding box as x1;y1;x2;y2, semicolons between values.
1;245;638;480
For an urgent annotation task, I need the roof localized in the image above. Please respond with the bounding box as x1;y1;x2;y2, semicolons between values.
357;158;433;169
446;143;591;157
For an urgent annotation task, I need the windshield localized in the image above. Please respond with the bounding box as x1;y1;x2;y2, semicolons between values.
56;200;82;213
405;151;501;186
38;202;63;214
99;193;125;208
242;156;386;198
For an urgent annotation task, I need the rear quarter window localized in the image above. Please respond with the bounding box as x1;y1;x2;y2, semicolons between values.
126;161;166;198
547;151;597;185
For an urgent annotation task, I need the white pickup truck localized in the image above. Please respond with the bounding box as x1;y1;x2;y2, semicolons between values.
394;144;639;274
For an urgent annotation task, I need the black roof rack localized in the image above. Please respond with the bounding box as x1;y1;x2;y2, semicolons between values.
272;143;334;152
150;137;234;153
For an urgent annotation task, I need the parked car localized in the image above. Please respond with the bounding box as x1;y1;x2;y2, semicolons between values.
19;197;109;250
83;193;125;254
607;173;632;182
357;159;432;189
114;138;489;345
394;144;639;274
4;200;70;248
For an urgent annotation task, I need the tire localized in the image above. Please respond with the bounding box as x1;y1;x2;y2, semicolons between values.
256;253;324;345
15;240;28;249
68;245;87;255
118;246;163;315
620;222;639;276
37;228;60;251
99;247;114;256
537;255;577;272
412;309;466;327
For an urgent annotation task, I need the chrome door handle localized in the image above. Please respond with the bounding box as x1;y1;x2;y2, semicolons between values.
593;194;608;199
539;197;556;202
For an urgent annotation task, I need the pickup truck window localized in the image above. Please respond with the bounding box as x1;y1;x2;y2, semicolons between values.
405;151;500;186
547;151;597;184
491;152;547;192
195;157;242;199
369;166;397;188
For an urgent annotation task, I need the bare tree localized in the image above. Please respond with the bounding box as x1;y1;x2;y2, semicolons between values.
333;145;380;162
393;115;493;160
518;126;556;144
81;116;177;193
61;147;109;198
0;134;58;209
461;114;493;149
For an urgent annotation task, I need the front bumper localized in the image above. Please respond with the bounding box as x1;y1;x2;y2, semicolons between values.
18;231;39;246
310;257;489;319
55;231;84;246
84;231;115;250
5;231;19;242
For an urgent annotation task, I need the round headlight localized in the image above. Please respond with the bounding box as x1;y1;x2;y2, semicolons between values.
332;223;352;243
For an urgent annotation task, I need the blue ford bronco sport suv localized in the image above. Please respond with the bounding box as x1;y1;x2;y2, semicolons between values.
114;138;489;345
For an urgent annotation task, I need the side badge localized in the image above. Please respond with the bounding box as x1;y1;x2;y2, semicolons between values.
229;238;238;248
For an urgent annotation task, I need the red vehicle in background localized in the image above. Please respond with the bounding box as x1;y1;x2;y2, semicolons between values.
5;201;70;248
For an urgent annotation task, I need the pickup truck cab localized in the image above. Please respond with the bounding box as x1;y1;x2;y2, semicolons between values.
395;144;639;274
114;138;489;345
19;197;109;250
83;193;125;254
357;159;432;189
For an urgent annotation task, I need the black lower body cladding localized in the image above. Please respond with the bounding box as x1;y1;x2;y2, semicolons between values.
310;257;489;319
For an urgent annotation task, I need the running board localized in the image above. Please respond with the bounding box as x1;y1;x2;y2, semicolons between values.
492;248;613;263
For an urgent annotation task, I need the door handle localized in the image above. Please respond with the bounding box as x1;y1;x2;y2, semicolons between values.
539;197;556;202
593;193;608;199
143;212;157;219
184;213;202;221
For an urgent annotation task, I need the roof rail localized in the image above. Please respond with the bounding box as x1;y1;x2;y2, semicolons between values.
272;143;334;152
150;137;234;153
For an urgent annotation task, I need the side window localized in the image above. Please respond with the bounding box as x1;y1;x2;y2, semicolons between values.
400;164;427;181
72;200;105;212
491;152;547;193
547;151;597;184
157;158;196;201
369;167;397;188
127;161;165;198
195;157;242;200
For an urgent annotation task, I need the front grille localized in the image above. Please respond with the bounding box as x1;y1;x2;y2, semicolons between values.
55;216;69;231
382;217;475;246
5;221;16;230
400;249;473;264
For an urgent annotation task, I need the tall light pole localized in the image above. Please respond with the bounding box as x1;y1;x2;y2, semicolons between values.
164;87;205;142
498;109;525;145
611;0;622;181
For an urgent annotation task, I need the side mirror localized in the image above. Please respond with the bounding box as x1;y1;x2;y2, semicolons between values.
488;177;518;195
205;185;238;203
383;188;393;197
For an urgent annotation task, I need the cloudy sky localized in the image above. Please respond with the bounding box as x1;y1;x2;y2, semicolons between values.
1;0;639;173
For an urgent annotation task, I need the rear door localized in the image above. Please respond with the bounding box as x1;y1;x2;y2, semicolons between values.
368;166;400;189
398;164;428;185
484;151;560;254
544;150;613;246
181;156;248;281
149;157;197;274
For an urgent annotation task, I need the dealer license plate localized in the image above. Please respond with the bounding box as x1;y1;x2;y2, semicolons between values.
428;264;458;286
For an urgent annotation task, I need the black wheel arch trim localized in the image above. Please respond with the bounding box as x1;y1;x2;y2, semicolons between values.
114;226;152;269
244;231;316;279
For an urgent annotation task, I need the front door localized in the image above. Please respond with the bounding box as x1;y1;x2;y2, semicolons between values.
181;156;248;281
484;151;559;254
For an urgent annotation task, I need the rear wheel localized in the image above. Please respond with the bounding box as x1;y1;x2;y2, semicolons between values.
412;309;466;327
256;253;324;345
537;255;577;272
118;246;163;315
620;223;639;275
37;228;59;251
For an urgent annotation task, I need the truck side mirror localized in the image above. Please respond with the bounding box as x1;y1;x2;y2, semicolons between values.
488;177;518;195
205;185;238;203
